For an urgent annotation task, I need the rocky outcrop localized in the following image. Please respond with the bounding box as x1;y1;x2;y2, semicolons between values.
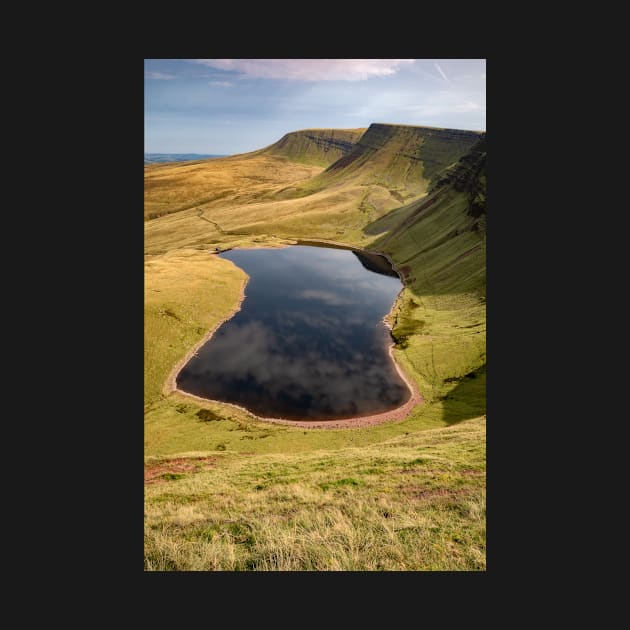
431;135;486;218
352;250;399;278
356;123;481;153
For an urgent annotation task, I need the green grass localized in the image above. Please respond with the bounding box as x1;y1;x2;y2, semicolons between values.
144;248;247;407
144;416;485;571
144;242;484;456
264;128;366;166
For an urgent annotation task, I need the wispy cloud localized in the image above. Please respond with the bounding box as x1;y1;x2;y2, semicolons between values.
435;63;448;81
352;91;485;119
209;80;234;87
297;289;356;306
193;59;415;81
456;100;481;111
145;71;175;80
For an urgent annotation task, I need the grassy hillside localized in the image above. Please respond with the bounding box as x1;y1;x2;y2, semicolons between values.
145;416;485;571
144;124;486;571
263;128;365;166
363;135;487;402
144;153;322;221
297;123;482;197
144;124;482;253
144;249;247;406
144;128;363;221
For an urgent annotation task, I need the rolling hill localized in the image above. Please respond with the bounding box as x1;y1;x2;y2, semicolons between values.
144;124;482;252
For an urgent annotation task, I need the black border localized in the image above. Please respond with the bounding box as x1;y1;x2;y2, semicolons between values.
66;43;554;591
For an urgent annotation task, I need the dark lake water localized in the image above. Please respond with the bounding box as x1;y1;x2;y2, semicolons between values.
176;245;410;420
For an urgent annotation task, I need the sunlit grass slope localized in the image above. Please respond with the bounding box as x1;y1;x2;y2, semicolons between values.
144;249;247;406
263;128;365;166
144;124;482;252
144;128;363;221
144;153;322;221
145;416;485;571
367;139;487;406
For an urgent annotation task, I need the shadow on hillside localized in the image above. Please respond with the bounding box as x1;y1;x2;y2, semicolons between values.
438;363;486;425
364;175;487;299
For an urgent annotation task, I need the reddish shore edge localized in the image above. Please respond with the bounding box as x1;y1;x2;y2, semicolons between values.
163;242;424;430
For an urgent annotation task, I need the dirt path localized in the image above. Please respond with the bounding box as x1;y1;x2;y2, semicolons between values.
197;209;226;233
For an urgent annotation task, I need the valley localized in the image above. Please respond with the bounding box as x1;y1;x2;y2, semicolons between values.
144;122;486;571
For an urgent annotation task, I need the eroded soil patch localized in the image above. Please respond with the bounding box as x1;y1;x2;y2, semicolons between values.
144;456;217;485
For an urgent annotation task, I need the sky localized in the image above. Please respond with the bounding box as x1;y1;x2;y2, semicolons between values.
144;59;486;155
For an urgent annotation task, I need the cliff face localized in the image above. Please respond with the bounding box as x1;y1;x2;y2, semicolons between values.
322;123;483;193
431;135;486;221
264;128;366;167
365;133;487;299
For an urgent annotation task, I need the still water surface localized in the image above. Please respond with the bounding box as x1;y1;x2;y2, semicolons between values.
177;245;409;420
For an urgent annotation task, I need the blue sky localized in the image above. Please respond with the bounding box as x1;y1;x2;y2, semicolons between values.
144;59;486;155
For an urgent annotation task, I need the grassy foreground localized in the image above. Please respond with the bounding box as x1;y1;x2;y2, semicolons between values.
145;416;485;571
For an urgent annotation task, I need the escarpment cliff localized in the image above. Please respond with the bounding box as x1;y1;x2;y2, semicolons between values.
431;135;486;219
319;123;483;195
264;128;366;166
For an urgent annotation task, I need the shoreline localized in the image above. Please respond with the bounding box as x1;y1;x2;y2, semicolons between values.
163;259;250;396
163;242;423;430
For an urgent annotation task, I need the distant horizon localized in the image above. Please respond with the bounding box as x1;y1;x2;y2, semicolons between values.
144;152;230;165
144;121;485;156
145;59;486;154
144;152;229;156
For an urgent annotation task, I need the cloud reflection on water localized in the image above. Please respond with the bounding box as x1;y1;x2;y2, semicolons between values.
177;246;407;420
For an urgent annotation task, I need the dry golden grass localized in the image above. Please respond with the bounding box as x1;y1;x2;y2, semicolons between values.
144;249;247;406
144;153;323;220
144;416;485;571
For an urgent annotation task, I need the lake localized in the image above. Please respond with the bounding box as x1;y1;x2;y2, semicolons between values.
176;245;410;420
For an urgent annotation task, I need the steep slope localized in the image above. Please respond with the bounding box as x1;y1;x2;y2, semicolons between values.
262;128;365;167
363;136;487;409
431;134;486;222
293;123;483;199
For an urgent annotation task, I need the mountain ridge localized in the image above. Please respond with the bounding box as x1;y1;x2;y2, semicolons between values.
262;128;366;166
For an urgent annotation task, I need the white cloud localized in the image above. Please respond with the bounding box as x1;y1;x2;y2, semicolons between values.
456;101;481;111
145;71;175;80
348;90;486;128
209;81;234;87
435;63;449;81
193;59;415;81
297;289;356;306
